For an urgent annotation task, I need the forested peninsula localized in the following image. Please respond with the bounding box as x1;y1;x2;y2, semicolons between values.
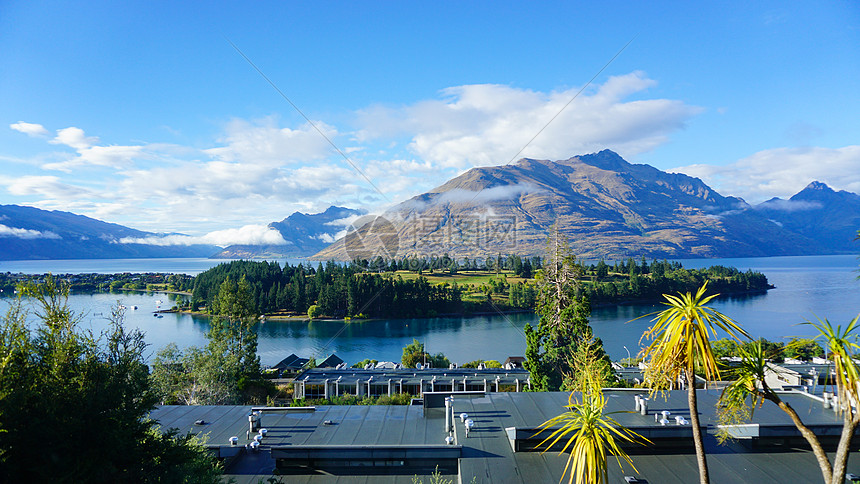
0;257;771;319
188;257;772;319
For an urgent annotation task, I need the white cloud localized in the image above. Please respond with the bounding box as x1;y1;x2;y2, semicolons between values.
118;224;288;247
0;224;61;240
437;184;539;205
673;146;860;203
755;199;823;212
13;125;148;172
44;144;145;171
325;214;367;228
50;127;98;150
397;183;541;214
312;233;336;243
204;118;335;165
356;72;701;169
10;122;49;137
1;175;93;199
0;75;705;236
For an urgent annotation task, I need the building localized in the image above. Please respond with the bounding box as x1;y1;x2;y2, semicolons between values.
270;353;309;376
766;360;835;392
292;367;531;400
316;354;345;369
149;387;860;483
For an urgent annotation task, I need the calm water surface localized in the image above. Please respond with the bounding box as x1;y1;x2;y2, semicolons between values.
2;255;858;366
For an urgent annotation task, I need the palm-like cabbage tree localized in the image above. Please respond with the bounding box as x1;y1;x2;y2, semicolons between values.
638;282;750;484
719;340;833;481
537;391;644;484
537;339;647;484
720;315;860;484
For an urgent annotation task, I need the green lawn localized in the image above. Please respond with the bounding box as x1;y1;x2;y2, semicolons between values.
390;270;532;286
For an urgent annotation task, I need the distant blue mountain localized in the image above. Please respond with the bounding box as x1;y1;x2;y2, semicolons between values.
211;206;365;259
755;181;860;253
0;205;218;261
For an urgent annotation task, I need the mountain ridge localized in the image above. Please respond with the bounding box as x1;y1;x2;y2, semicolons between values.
313;150;854;261
0;205;218;261
211;206;365;259
755;180;860;253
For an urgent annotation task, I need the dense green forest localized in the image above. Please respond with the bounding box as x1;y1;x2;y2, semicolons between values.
581;257;771;304
189;257;771;319
191;260;464;318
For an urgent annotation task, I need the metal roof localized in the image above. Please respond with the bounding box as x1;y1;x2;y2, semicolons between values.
451;389;860;483
294;367;530;385
317;354;345;368
149;388;860;483
271;353;308;370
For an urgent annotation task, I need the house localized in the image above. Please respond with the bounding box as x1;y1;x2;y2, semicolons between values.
270;353;309;376
316;354;344;369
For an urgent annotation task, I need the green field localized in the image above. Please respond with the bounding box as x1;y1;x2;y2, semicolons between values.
390;269;530;286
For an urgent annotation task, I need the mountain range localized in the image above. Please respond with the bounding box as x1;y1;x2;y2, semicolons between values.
3;150;858;262
211;206;364;259
755;181;860;253
0;205;217;261
313;150;859;260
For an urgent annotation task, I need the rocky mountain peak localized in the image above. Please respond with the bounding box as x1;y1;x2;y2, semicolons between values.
312;151;831;260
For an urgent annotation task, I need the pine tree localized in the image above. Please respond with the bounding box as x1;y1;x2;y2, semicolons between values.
524;229;611;391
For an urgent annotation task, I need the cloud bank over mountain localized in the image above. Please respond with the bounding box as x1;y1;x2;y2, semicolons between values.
672;146;860;204
3;73;856;237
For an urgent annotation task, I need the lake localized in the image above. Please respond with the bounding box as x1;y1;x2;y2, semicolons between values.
1;255;858;366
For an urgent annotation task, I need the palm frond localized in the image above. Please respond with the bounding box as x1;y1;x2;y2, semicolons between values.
535;391;649;484
805;314;860;410
639;282;750;389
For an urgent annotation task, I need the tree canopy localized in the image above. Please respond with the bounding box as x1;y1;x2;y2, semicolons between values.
524;230;611;392
150;276;266;405
401;339;450;369
0;275;221;482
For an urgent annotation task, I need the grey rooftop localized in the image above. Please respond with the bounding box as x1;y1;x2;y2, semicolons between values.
150;388;860;483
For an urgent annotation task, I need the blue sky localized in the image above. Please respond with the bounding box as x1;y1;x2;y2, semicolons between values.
1;1;858;245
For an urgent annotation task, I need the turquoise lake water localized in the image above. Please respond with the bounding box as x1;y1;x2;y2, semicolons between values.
2;255;858;366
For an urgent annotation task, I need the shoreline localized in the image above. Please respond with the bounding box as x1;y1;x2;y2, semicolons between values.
112;287;775;323
20;283;774;323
